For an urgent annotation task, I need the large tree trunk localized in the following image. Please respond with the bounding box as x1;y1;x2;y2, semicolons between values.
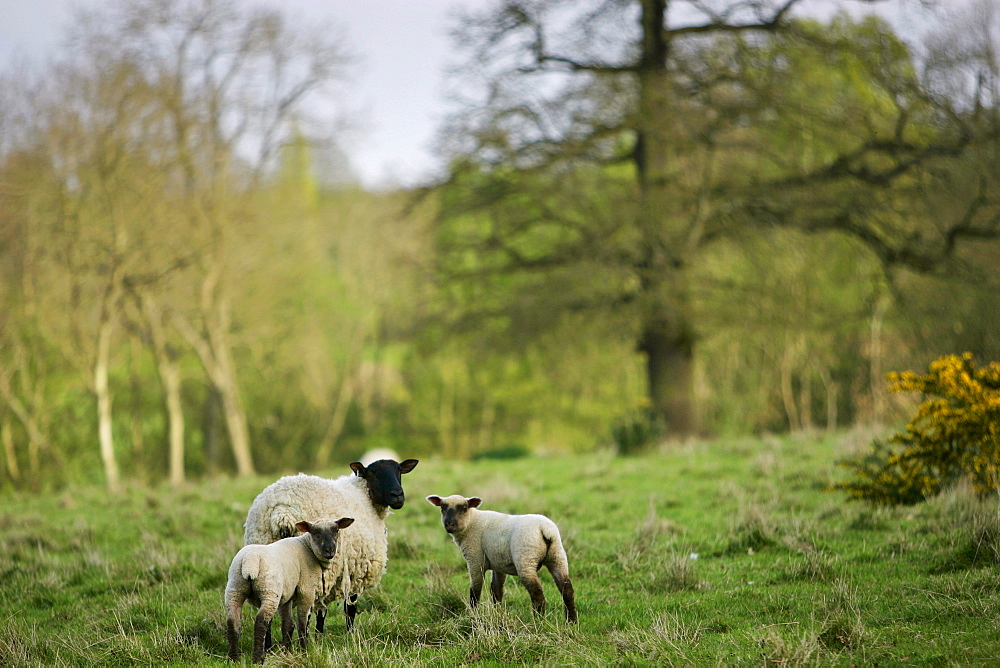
639;312;697;436
634;0;699;436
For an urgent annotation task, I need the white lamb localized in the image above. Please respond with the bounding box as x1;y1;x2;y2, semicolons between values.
426;494;578;622
243;458;418;632
225;517;354;664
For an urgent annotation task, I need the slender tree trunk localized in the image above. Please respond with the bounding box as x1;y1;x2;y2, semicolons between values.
634;0;699;437
139;295;186;486
217;379;253;475
1;420;20;482
163;362;185;485
0;367;49;462
800;367;813;431
314;320;368;469
173;299;255;477
817;366;838;432
314;376;355;470
780;337;801;432
869;292;890;419
204;272;255;477
439;360;457;458
95;289;121;493
478;400;496;454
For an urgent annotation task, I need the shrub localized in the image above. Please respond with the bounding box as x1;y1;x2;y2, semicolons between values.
471;443;530;460
611;411;663;455
836;353;1000;506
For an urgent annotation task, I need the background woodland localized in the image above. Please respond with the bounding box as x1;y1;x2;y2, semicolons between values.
1;0;999;492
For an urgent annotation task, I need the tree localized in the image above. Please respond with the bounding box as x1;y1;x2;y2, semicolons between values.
436;0;1000;438
66;0;353;477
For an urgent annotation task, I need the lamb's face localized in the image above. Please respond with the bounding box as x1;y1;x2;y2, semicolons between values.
350;458;419;510
296;517;355;563
426;494;482;534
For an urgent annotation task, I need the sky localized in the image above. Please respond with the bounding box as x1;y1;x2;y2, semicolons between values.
0;0;976;189
0;0;485;189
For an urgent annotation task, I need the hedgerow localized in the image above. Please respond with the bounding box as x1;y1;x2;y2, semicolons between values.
836;353;1000;506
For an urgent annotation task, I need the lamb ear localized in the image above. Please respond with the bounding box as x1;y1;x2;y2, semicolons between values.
349;462;365;476
294;521;311;533
336;517;355;529
426;495;443;507
467;497;482;508
399;459;418;474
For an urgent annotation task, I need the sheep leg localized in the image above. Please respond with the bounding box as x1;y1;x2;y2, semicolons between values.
252;605;276;665
278;600;294;650
315;608;325;633
344;593;359;631
490;572;506;604
518;571;546;616
548;565;577;623
226;615;241;662
224;591;245;661
469;569;485;608
296;604;311;649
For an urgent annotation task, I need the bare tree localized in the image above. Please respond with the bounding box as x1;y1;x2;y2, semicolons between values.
64;0;352;476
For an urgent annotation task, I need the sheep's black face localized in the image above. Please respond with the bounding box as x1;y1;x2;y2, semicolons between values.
351;458;419;510
298;517;355;563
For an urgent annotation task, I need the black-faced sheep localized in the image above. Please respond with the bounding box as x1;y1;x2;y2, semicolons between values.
426;494;577;622
244;458;418;632
225;517;354;664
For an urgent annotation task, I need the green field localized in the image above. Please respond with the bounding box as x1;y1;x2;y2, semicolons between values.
3;431;999;666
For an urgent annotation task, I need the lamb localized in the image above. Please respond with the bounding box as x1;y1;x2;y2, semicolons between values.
243;457;418;633
426;494;577;622
225;517;354;664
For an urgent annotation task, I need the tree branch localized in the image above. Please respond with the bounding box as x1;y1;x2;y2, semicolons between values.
668;0;801;38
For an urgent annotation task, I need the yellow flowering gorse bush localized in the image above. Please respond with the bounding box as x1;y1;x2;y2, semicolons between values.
837;353;1000;506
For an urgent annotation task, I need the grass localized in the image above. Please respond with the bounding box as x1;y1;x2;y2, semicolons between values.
2;430;1000;665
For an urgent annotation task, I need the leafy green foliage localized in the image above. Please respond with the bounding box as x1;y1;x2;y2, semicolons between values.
837;354;1000;505
610;411;664;455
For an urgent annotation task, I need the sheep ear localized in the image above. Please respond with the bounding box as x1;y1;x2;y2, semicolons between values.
294;521;311;533
349;462;365;476
426;495;443;507
399;459;418;474
336;517;355;529
467;497;482;508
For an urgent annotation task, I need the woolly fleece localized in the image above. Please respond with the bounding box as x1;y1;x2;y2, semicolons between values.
244;473;388;604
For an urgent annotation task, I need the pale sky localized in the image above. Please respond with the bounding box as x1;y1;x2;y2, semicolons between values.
0;0;973;189
0;0;483;189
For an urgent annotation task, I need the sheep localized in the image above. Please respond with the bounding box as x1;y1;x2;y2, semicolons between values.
426;494;577;622
243;457;418;633
225;517;355;664
359;448;400;467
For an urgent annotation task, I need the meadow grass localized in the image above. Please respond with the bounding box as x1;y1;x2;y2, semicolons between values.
2;430;999;666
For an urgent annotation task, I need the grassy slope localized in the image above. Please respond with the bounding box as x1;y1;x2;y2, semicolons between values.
2;431;999;666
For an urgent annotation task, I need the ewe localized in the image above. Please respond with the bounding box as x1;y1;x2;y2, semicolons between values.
244;458;418;632
225;517;354;664
426;494;577;622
